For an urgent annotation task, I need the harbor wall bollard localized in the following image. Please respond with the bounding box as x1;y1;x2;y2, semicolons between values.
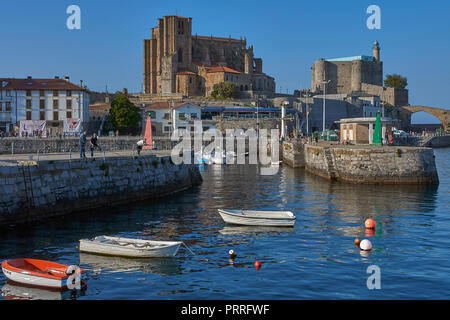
0;155;203;226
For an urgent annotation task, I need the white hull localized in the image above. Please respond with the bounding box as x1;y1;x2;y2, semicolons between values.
218;209;295;227
79;236;182;258
2;267;64;289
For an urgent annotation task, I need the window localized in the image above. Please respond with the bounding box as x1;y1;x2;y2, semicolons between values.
164;126;171;132
39;90;45;97
53;100;59;109
66;90;72;97
53;111;59;120
178;48;183;63
26;111;32;120
53;90;59;97
146;111;156;118
191;113;198;119
5;102;11;111
26;90;32;97
189;77;192;84
40;112;45;120
40;100;45;109
26;99;32;109
6;90;11;96
66;111;72;119
163;113;170;120
66;100;72;109
178;112;186;120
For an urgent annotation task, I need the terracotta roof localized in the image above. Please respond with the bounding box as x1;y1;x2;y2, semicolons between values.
144;102;192;110
176;70;196;75
193;35;243;43
90;104;111;110
0;78;85;91
206;66;241;74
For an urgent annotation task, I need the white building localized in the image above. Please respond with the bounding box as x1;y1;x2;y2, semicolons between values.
0;77;89;134
144;102;213;135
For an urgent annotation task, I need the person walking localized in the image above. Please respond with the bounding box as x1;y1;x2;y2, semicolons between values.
136;138;145;156
79;131;87;159
90;133;102;157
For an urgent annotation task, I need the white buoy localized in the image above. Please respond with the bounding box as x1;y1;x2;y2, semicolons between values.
360;239;372;251
229;249;237;258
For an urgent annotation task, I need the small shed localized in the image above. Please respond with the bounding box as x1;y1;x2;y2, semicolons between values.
336;117;399;144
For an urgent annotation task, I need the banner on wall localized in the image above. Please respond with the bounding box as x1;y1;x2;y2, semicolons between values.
64;118;82;136
19;120;47;137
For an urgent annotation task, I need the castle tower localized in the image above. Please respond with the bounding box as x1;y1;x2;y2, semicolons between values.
373;40;380;62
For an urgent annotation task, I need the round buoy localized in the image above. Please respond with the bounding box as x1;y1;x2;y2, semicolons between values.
365;218;376;229
254;261;262;270
354;238;361;248
229;249;237;259
359;239;372;251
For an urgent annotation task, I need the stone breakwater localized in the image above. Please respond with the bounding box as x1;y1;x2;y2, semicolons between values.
304;145;439;184
0;155;202;226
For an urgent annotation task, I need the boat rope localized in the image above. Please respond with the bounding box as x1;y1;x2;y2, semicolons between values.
182;242;196;255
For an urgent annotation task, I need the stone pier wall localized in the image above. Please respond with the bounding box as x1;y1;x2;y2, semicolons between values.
282;140;305;168
0;155;202;226
304;145;439;184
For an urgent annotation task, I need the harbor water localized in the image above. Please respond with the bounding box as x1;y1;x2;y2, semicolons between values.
0;148;449;299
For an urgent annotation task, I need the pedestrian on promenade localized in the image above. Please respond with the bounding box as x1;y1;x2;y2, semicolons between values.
79;131;87;159
136;139;145;155
90;133;102;157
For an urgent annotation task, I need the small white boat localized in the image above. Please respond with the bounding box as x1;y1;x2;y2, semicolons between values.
79;236;183;258
218;209;296;227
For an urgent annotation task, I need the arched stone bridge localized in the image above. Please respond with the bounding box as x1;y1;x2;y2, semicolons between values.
397;106;449;131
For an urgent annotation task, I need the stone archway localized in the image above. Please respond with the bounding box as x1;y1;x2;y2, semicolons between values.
398;106;449;131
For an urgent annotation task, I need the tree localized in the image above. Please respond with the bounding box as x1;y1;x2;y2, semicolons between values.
109;93;141;129
384;74;407;89
210;82;240;99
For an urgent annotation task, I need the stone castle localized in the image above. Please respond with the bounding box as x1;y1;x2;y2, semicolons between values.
311;41;408;107
143;15;275;97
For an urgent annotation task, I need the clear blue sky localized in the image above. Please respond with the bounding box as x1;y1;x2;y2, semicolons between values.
1;0;449;123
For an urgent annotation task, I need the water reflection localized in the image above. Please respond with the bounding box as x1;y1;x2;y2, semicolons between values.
1;282;83;300
219;226;295;236
79;253;181;276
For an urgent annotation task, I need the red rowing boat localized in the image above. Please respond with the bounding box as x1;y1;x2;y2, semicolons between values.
1;258;85;289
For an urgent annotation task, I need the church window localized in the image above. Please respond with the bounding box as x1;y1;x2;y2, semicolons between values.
178;48;183;63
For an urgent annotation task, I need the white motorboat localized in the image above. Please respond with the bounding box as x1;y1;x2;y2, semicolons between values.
218;209;296;227
79;236;183;258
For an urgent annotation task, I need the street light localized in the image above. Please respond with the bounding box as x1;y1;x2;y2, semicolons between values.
321;79;331;135
305;93;311;137
281;100;289;140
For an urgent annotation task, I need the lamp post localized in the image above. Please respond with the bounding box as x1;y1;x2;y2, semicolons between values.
321;79;331;135
281;100;289;140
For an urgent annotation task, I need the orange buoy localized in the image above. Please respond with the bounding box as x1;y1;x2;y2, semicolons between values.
254;261;262;270
354;238;361;248
365;218;376;229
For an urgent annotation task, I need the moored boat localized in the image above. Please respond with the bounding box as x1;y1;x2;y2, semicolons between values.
218;209;295;227
79;235;183;258
1;258;84;289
